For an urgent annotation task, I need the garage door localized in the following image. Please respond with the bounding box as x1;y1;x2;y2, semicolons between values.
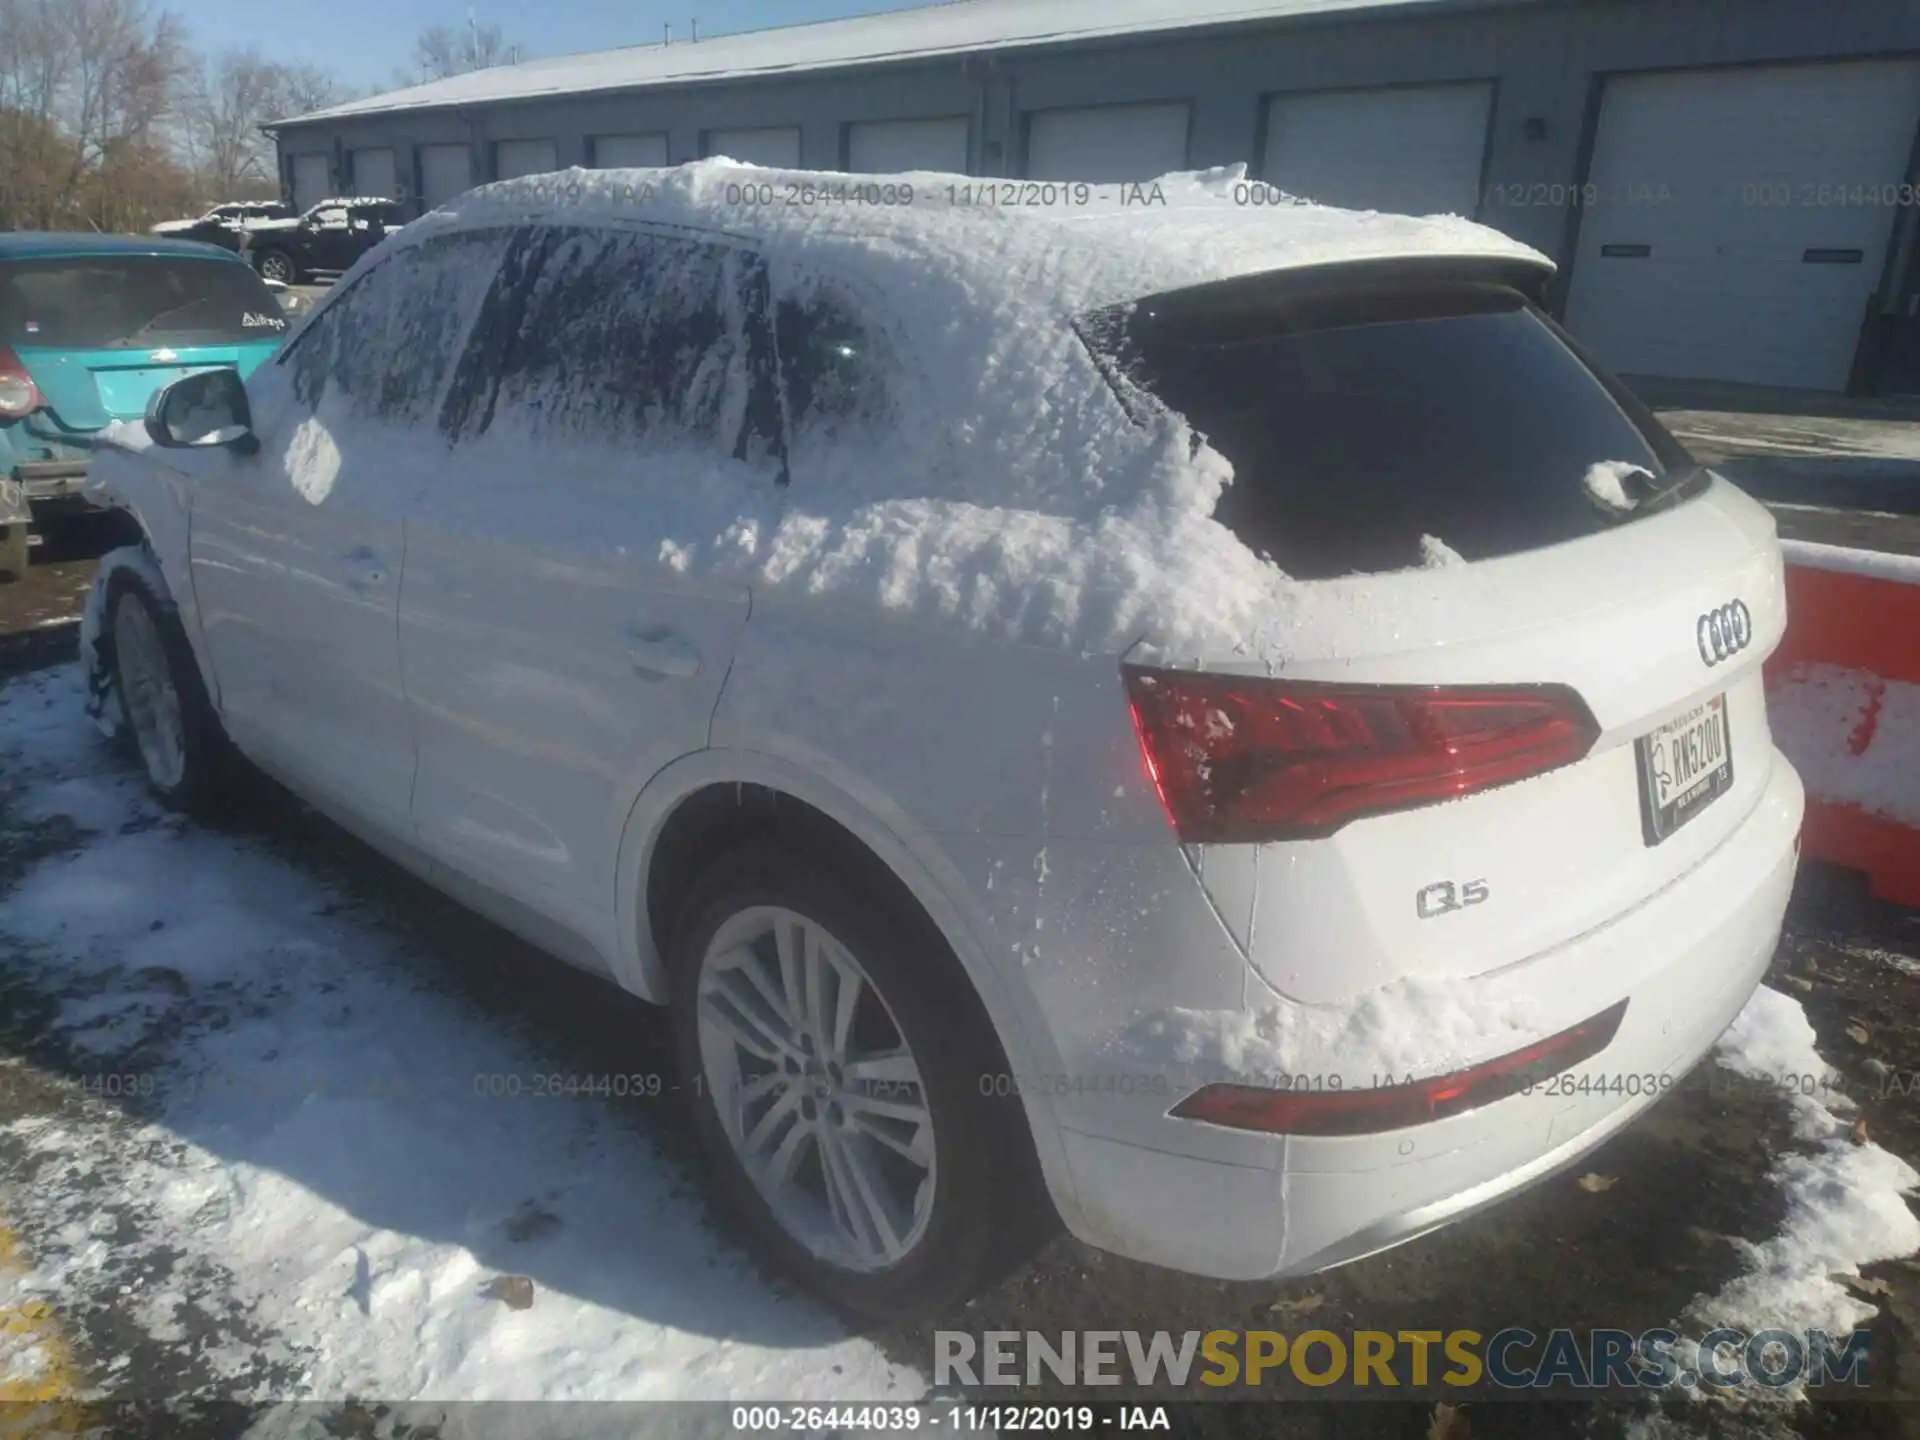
1026;103;1189;183
350;148;398;199
495;139;558;181
1263;83;1492;218
1565;60;1920;391
591;133;668;168
291;154;331;212
419;144;472;208
847;116;969;175
705;126;802;167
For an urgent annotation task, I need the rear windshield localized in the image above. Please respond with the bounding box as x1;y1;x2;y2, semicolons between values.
0;257;287;350
1078;272;1702;579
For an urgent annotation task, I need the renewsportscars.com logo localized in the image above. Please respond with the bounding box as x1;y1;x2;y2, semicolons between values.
934;1327;1873;1392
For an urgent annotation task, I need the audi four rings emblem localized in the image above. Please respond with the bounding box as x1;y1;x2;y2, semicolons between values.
1697;600;1753;667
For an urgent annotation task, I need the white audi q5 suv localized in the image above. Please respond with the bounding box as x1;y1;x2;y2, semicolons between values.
81;161;1802;1320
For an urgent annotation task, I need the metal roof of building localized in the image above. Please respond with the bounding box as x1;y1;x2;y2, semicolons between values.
273;0;1466;127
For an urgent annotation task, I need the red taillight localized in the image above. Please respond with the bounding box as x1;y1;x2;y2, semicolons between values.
1170;1000;1628;1136
1123;665;1599;842
0;344;45;421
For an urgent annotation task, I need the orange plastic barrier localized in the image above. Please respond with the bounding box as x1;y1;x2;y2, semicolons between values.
1764;556;1920;910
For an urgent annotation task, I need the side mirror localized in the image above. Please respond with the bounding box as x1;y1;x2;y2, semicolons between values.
145;369;258;454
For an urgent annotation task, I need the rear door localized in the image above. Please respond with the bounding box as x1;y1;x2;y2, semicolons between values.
1079;263;1786;1001
189;227;516;832
400;224;771;933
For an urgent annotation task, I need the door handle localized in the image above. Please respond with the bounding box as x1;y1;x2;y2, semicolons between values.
342;545;388;591
627;629;701;680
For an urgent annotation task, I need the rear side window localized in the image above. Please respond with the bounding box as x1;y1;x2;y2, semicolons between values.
284;226;514;424
1079;273;1701;579
0;257;286;349
446;225;780;463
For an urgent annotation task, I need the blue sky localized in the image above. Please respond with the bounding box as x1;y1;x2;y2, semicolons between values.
177;1;923;93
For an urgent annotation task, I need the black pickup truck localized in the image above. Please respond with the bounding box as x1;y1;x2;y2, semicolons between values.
239;198;407;284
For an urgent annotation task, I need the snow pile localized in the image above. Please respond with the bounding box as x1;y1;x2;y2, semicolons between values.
1583;460;1653;514
0;665;922;1403
1107;973;1553;1090
1767;664;1920;829
1666;986;1920;1401
1418;534;1466;568
278;160;1545;661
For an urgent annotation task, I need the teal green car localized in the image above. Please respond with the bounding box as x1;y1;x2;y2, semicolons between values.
1;233;291;569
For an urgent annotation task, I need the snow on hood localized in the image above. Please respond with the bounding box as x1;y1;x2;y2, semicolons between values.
149;219;201;234
346;162;1552;662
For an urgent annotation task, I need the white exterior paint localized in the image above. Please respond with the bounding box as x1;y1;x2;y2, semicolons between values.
291;153;332;211
590;133;669;168
350;147;400;199
85;184;1803;1295
419;143;473;208
846;115;969;174
1566;59;1920;391
495;138;560;180
704;125;803;167
1263;82;1492;217
1025;102;1189;182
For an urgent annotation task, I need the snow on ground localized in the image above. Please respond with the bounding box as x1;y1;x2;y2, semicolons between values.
1665;985;1920;1402
0;665;921;1404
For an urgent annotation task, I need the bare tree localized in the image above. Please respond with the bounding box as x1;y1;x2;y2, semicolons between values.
181;51;348;200
401;19;519;85
182;47;281;197
0;0;192;229
273;61;347;119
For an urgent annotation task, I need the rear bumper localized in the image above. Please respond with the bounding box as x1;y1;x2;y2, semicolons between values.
1053;752;1803;1280
11;460;98;517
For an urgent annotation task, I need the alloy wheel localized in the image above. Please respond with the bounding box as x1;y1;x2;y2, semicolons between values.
112;598;187;792
696;905;937;1273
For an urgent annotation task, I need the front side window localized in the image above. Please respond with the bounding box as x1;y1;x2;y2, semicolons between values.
1078;268;1701;579
284;227;515;425
0;257;286;349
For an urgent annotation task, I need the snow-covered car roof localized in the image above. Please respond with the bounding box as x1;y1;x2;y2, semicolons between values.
413;160;1551;318
299;161;1555;662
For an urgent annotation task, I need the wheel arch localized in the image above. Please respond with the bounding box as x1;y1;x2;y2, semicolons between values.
613;748;1083;1227
81;452;220;709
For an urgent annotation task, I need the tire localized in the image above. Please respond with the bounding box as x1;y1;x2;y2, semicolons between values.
670;841;1040;1321
254;249;297;285
0;524;26;583
101;567;234;812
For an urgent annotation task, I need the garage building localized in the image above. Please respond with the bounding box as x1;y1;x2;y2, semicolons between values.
267;0;1920;396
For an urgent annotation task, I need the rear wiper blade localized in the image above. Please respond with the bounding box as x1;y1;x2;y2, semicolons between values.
123;298;211;343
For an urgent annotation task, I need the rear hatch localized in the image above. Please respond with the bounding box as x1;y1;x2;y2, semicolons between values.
1084;259;1787;1003
0;254;287;438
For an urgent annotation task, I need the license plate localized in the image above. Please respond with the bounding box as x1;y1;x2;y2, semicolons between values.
1634;695;1733;846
